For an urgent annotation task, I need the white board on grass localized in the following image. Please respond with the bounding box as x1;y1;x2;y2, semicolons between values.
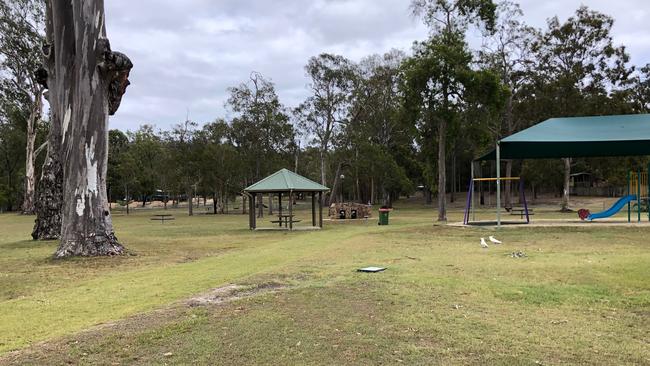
357;266;386;273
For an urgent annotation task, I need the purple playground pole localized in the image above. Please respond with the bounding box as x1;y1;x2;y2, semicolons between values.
521;178;530;224
463;178;473;225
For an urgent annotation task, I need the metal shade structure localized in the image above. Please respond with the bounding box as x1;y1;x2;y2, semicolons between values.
478;114;650;160
243;169;330;230
476;113;650;226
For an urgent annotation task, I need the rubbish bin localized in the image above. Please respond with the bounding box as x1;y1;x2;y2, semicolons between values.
339;209;346;219
378;208;391;225
350;209;357;219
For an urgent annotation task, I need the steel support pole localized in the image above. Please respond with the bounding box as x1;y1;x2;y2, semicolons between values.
496;142;501;227
638;168;641;222
628;170;631;223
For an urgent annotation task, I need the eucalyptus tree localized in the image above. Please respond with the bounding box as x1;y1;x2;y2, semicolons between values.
41;0;133;257
530;6;632;211
197;119;241;214
408;0;497;221
0;0;45;214
346;50;416;205
127;125;164;206
296;54;355;194
166;119;202;216
479;1;536;207
227;72;294;182
0;118;25;212
107;129;140;214
627;64;650;113
107;129;129;204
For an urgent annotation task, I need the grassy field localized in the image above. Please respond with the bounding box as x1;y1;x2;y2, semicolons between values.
0;202;649;365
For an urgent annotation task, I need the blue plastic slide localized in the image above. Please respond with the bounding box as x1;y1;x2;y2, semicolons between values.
588;195;637;220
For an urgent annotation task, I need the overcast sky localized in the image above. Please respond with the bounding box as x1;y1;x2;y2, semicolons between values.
105;0;650;131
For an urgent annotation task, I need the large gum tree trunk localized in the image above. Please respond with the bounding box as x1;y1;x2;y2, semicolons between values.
22;89;43;215
32;2;66;240
32;117;63;240
44;0;132;257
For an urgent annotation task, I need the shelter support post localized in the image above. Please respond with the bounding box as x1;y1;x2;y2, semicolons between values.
638;168;642;223
289;190;293;231
318;191;323;228
250;193;256;230
253;194;257;229
628;170;631;223
496;142;501;227
311;192;316;227
247;194;252;230
278;193;283;227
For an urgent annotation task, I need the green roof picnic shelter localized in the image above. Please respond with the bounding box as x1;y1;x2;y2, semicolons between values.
243;169;330;230
476;113;650;226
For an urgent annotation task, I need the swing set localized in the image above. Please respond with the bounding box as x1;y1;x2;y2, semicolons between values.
463;176;530;226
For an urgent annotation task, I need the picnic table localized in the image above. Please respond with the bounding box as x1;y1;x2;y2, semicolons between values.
507;207;534;219
270;214;301;228
150;214;175;224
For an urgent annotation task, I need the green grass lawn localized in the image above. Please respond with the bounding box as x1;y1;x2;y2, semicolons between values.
0;203;649;365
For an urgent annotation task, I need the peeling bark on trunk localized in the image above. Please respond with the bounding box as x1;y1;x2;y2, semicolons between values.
22;89;43;215
44;0;132;257
32;121;63;240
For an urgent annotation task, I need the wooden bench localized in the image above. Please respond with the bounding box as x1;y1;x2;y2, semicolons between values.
151;214;175;224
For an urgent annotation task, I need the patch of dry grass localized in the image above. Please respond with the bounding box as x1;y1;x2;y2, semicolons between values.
0;205;649;365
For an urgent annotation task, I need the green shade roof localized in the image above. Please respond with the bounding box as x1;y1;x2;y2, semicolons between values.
478;114;650;160
243;169;330;193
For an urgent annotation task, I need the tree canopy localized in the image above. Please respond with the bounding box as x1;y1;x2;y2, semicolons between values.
0;0;648;231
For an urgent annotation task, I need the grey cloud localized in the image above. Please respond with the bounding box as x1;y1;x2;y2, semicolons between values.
105;0;650;131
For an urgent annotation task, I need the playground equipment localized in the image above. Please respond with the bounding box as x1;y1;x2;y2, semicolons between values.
579;168;649;222
463;176;530;225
